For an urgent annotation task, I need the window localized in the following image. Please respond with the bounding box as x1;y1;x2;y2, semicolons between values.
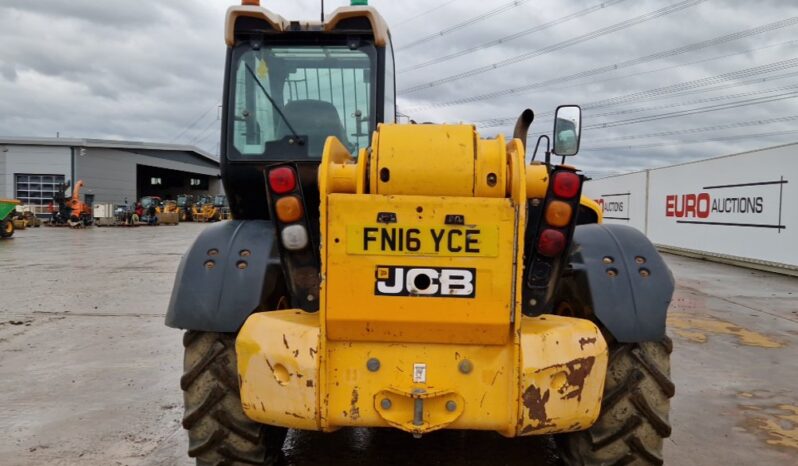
229;44;377;160
15;174;65;206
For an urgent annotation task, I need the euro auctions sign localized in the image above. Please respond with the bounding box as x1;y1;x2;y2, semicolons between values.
664;178;787;231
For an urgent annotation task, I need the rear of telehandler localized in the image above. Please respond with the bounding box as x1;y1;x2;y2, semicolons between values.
167;2;675;465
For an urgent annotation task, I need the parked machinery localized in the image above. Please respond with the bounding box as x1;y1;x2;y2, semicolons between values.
191;194;212;222
50;180;93;226
138;196;162;225
198;194;228;222
176;194;195;222
0;198;20;238
166;2;675;466
160;199;181;225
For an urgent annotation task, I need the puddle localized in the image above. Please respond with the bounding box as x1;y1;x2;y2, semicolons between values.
667;312;785;348
737;391;798;451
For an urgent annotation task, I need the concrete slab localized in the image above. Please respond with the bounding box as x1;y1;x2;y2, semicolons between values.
0;225;795;465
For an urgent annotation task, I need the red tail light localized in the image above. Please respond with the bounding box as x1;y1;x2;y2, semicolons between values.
268;167;296;194
552;171;580;199
538;229;566;257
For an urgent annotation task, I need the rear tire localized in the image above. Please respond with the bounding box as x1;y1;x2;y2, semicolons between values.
182;331;287;466
556;338;674;466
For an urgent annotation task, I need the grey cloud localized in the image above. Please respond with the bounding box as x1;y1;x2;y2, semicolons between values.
2;0;798;165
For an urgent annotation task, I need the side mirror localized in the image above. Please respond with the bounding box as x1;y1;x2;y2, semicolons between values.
552;105;582;157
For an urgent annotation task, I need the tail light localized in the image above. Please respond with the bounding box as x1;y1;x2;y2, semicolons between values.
281;224;309;251
268;167;296;194
552;171;580;199
545;200;572;228
537;229;566;257
523;166;585;316
276;196;304;223
264;163;320;311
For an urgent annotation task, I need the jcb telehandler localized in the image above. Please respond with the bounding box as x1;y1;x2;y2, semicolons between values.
167;2;675;465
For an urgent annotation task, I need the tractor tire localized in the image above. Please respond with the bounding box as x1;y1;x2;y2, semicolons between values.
1;219;14;238
556;337;674;466
181;331;287;466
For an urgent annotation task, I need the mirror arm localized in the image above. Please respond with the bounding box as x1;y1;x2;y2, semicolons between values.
531;135;550;163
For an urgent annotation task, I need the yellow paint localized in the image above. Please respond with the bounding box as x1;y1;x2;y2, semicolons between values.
525;164;549;199
668;312;785;348
579;195;603;223
517;316;608;435
372;125;486;197
238;311;606;436
238;125;606;437
236;311;320;430
325;194;516;345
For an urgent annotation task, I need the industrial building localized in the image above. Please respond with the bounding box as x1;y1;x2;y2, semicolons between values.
0;137;221;211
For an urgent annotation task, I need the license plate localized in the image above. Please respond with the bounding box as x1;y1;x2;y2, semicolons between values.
346;225;499;257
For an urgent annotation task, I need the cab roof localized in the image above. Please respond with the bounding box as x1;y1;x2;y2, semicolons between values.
225;5;389;47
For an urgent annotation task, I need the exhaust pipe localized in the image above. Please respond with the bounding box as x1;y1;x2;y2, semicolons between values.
512;108;534;151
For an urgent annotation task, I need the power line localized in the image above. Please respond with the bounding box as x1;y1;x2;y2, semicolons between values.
474;39;798;128
589;114;798;143
584;81;798;120
400;0;707;94
170;102;218;143
399;0;629;74
188;117;220;145
573;57;798;112
519;62;798;143
512;56;798;131
396;0;534;51
480;62;798;132
519;83;798;138
409;16;798;110
393;0;459;28
581;128;798;151
583;90;798;130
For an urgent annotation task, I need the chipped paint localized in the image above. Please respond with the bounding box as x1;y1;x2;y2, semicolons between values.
537;357;596;402
668;312;785;348
349;387;360;421
522;385;550;426
578;337;597;350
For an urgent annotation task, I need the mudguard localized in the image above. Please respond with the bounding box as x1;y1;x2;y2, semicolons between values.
165;220;284;332
561;224;674;343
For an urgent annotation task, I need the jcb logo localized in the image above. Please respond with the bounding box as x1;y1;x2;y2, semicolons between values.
374;266;476;298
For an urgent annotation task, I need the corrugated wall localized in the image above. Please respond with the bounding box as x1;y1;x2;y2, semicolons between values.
0;145;72;199
75;148;221;205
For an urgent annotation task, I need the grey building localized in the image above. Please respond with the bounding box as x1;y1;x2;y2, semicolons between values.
0;137;221;210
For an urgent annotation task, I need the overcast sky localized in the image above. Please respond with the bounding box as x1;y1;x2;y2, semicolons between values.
2;0;798;177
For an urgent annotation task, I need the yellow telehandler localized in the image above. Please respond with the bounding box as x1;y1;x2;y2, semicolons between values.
167;2;675;465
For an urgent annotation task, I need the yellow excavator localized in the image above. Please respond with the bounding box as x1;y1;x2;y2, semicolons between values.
166;2;675;465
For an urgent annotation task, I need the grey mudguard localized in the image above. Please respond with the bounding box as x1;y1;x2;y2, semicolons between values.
565;224;674;342
165;220;283;332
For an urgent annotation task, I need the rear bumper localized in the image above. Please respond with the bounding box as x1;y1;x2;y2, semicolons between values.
236;311;607;437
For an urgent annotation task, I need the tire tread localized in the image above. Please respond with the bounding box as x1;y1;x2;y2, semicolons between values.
557;340;674;465
181;332;285;466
